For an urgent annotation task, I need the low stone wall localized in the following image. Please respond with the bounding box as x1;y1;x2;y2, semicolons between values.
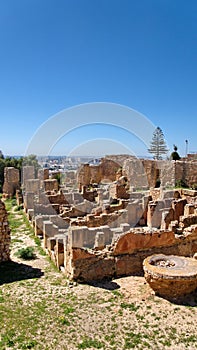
66;225;197;282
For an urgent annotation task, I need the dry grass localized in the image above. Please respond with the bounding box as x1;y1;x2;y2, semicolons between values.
0;200;197;350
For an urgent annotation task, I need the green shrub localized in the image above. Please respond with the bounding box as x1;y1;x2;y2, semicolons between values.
77;337;104;349
175;179;188;188
14;204;24;211
11;198;17;206
15;247;36;260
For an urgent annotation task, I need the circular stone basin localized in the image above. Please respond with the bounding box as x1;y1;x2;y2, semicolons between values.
143;254;197;298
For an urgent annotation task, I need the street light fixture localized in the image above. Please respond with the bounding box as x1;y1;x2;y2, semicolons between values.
185;140;188;157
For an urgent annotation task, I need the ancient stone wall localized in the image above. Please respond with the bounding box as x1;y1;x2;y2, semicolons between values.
123;158;197;189
182;160;197;187
77;158;124;188
3;167;20;198
38;168;49;181
22;166;35;186
65;224;197;282
44;179;59;192
0;200;10;262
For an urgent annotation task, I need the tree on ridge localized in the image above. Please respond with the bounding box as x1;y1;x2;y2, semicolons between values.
148;127;169;160
171;144;181;160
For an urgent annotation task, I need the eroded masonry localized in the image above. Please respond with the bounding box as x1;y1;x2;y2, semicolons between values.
4;155;197;282
0;200;10;262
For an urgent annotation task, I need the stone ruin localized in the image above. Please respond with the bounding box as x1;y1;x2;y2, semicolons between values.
0;200;10;262
143;254;197;298
3;167;20;198
2;155;197;284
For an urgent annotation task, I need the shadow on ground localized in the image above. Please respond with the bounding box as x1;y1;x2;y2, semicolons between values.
0;260;44;285
156;289;197;307
88;279;120;290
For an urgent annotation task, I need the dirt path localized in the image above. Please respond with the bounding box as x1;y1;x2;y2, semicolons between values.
0;201;197;350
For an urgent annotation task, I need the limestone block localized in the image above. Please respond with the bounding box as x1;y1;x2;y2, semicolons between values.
183;224;197;241
120;223;130;233
113;230;176;256
54;234;66;268
38;168;49;181
22;166;35;185
184;204;195;216
94;232;105;249
160;208;174;230
71;247;95;261
70;249;115;281
172;199;187;221
115;255;142;276
25;179;40;195
98;225;113;245
3;167;20;197
147;200;164;228
35;215;49;236
44;179;59;192
27;209;34;222
43;221;58;248
49;215;68;229
69;226;89;248
24;192;34;212
180;214;197;228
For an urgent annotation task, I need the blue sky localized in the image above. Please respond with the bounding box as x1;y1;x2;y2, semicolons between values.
0;0;196;157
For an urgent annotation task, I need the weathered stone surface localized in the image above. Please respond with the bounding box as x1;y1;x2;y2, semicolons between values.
77;158;120;188
78;157;197;192
68;251;115;282
179;214;197;228
38;168;49;181
172;199;187;221
113;230;176;256
71;247;95;261
44;179;59;192
184;204;195;216
182;188;197;197
22;166;35;186
25;179;40;195
143;254;197;298
3;167;20;198
24;192;34;212
115;255;143;276
182;224;197;241
0;200;10;262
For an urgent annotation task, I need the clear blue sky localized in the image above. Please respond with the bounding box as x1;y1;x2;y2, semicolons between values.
0;0;196;157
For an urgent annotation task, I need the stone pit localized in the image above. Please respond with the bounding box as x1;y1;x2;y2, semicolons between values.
143;254;197;298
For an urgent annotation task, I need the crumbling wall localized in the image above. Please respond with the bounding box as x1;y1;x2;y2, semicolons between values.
77;158;123;188
22;166;35;187
0;200;10;262
44;179;59;192
66;225;197;282
182;160;197;188
3;167;20;198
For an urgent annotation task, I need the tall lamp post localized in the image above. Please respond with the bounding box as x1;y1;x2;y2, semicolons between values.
185;139;188;157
